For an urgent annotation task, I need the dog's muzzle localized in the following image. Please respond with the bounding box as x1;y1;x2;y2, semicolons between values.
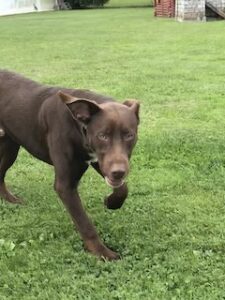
105;177;125;188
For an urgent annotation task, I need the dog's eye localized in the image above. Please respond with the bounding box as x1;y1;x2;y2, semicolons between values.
123;131;134;141
97;132;109;141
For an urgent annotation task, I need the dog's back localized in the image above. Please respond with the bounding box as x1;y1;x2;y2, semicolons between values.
0;70;114;107
0;70;114;159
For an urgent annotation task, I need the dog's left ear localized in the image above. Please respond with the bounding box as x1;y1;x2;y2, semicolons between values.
57;91;101;126
123;99;140;124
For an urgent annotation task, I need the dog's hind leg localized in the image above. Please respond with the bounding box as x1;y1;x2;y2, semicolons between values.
0;135;21;204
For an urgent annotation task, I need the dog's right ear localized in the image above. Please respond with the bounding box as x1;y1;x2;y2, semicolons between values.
57;91;101;126
123;99;140;124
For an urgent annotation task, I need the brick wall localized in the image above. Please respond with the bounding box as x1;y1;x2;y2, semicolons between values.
155;0;175;17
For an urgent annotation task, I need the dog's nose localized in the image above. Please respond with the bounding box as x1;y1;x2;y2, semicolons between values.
111;169;126;180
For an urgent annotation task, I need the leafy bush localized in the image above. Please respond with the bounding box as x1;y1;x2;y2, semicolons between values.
65;0;109;8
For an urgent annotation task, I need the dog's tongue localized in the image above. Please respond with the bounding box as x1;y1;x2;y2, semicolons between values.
105;177;124;188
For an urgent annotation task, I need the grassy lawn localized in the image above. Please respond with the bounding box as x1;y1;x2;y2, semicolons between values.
1;6;225;300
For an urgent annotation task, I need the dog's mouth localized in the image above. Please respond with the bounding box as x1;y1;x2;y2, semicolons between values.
105;177;124;188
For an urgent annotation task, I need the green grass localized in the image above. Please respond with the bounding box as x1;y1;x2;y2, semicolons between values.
1;6;225;300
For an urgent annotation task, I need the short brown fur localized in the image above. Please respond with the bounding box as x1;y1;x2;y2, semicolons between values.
0;70;140;260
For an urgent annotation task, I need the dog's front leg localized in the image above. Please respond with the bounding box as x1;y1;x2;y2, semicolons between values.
54;161;119;260
92;162;128;209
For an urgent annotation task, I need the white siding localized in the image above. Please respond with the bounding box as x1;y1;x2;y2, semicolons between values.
0;0;56;16
176;0;206;21
176;0;225;21
207;0;225;10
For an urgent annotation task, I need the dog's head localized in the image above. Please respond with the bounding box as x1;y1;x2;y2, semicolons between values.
58;91;140;188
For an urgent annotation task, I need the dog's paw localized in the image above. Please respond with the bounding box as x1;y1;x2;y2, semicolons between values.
101;248;120;261
0;185;23;205
104;194;125;210
84;239;120;261
104;183;128;209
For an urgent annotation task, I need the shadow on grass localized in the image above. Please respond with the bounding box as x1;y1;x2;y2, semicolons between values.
67;5;152;10
104;5;153;9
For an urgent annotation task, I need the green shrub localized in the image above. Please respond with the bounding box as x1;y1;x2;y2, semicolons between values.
65;0;109;8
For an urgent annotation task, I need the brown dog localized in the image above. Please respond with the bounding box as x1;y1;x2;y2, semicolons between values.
0;70;140;260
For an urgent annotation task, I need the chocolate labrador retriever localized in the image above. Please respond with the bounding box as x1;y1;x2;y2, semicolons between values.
0;70;140;260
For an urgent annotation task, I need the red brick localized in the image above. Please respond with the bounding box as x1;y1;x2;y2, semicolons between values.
154;0;175;17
